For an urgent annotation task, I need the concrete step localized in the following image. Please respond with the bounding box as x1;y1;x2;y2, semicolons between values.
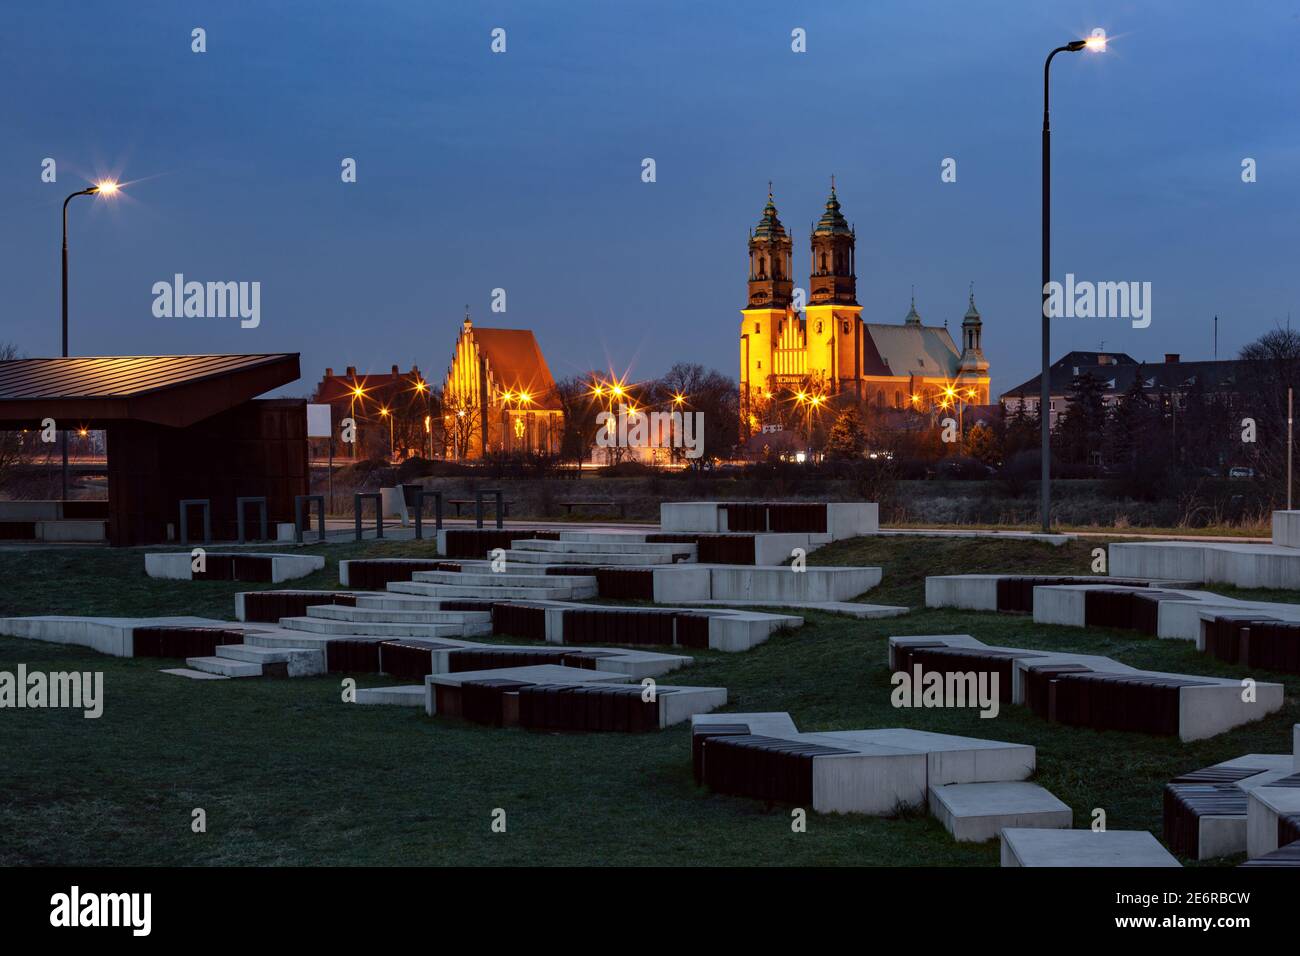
160;667;230;681
355;685;426;706
503;549;685;566
185;655;263;678
214;643;326;676
277;616;466;638
386;580;575;600
215;643;311;663
245;631;378;651
512;539;693;555
410;569;597;594
352;594;500;612
305;604;492;625
556;531;650;544
929;782;1072;842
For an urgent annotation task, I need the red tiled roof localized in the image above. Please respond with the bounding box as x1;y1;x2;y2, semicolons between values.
471;328;562;409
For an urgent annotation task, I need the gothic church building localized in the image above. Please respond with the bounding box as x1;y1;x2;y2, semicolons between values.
739;184;990;437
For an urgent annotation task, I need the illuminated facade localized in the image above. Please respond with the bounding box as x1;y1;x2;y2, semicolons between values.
441;313;564;458
739;185;991;437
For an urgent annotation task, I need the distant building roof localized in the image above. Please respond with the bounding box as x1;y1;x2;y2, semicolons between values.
1001;352;1246;401
862;324;961;378
315;365;425;406
0;353;299;427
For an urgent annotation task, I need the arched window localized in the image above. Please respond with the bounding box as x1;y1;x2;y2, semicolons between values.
842;321;849;334
754;323;761;334
816;321;823;334
820;253;827;272
894;391;902;408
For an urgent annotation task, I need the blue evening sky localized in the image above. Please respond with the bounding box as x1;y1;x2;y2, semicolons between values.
2;0;1296;396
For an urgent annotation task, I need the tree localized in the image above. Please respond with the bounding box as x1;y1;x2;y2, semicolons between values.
1238;326;1300;483
1054;371;1107;467
826;404;867;459
1003;393;1037;457
555;374;605;470
442;392;482;460
963;421;1001;466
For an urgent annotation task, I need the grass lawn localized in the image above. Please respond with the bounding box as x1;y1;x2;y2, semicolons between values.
0;535;1296;866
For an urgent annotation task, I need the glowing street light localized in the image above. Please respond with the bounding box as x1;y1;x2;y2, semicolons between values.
379;406;394;459
59;178;122;500
1041;29;1107;531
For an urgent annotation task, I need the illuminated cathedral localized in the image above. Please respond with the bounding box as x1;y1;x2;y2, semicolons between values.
739;183;990;438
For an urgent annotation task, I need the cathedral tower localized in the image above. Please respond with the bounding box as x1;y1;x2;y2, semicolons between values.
740;187;796;432
956;286;990;401
805;179;863;396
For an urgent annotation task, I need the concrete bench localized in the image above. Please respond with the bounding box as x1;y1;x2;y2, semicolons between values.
691;713;1035;816
1000;828;1180;867
424;664;725;730
145;552;325;584
889;634;1285;742
1163;755;1296;860
1199;616;1300;673
558;500;626;517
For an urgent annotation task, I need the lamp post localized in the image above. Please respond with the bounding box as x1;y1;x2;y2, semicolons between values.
349;384;365;459
379;406;393;460
1041;30;1105;532
60;180;119;501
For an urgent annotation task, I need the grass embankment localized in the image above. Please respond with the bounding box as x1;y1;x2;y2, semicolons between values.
0;536;1295;866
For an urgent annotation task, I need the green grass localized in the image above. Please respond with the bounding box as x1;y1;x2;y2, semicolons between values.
0;536;1296;866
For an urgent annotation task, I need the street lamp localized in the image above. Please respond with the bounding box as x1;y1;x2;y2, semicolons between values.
60;179;120;501
413;378;431;459
1041;30;1105;532
378;406;392;460
348;383;367;459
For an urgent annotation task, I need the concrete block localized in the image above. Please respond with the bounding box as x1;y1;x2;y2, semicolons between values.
652;567;713;602
752;533;813;566
380;486;410;527
1111;542;1208;582
826;502;878;539
355;685;426;706
660;501;721;533
185;655;262;678
424;665;630;716
1273;511;1300;549
706;565;881;603
924;575;1001;611
160;667;229;681
1247;783;1300;858
929;782;1071;842
0;614;229;657
146;551;325;583
214;643;325;677
1000;828;1180;867
1177;679;1284;742
277;616;464;639
1030;586;1087;626
691;711;800;738
35;519;107;542
819;728;1036;786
